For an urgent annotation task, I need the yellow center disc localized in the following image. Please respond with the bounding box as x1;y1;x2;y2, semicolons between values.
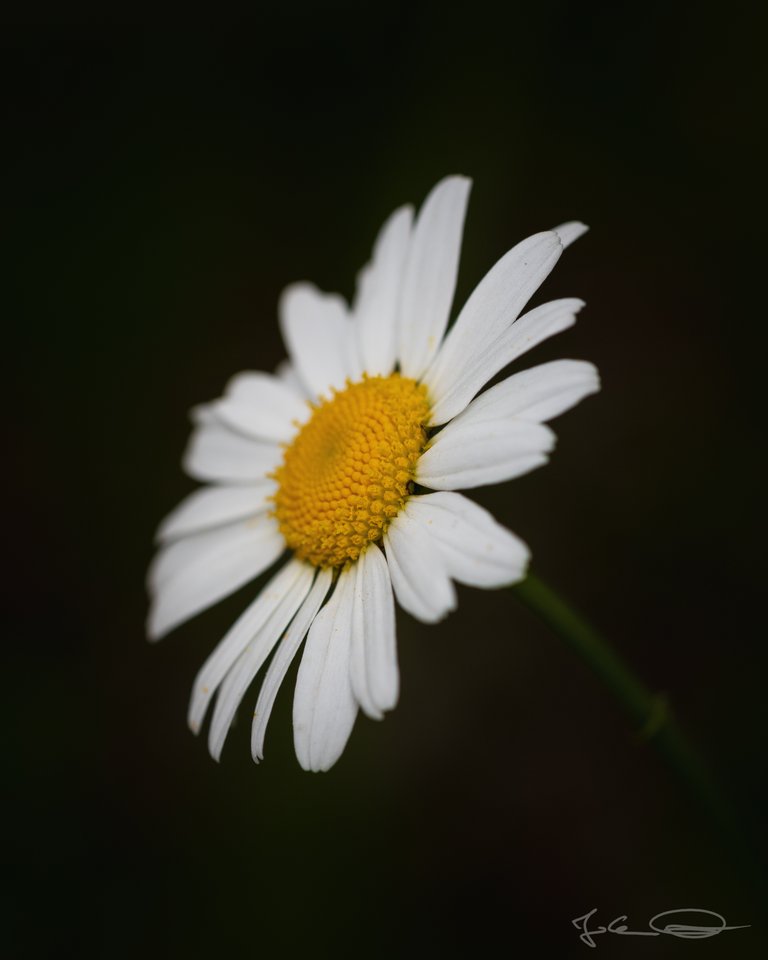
273;374;431;568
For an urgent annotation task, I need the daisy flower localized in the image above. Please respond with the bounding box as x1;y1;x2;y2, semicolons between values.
148;176;599;772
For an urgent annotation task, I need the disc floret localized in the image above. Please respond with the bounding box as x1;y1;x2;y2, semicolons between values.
273;374;430;567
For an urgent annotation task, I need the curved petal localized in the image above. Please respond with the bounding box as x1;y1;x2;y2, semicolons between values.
350;543;399;719
207;562;315;761
183;419;283;483
147;523;223;592
293;569;359;772
251;568;333;763
451;359;600;425
354;204;413;377
187;559;306;733
423;231;565;420
349;557;382;720
416;419;555;490
359;543;399;713
383;513;456;623
552;220;588;248
405;493;529;588
155;482;275;543
398;176;472;379
278;282;357;400
274;358;311;399
426;299;584;426
147;511;279;593
146;515;285;641
212;371;311;442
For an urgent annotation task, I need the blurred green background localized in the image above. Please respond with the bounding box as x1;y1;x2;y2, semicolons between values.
5;5;767;957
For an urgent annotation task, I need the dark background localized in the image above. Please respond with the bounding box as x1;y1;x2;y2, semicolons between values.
6;5;767;958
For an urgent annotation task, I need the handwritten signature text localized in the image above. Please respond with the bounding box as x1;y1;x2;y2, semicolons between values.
572;908;750;948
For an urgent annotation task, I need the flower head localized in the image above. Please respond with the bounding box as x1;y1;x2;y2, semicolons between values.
148;176;599;771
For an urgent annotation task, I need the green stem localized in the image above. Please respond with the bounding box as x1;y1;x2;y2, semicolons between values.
512;572;734;839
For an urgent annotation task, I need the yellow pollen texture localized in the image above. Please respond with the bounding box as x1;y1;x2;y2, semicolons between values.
273;374;431;568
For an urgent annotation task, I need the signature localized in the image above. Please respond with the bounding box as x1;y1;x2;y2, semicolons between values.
572;908;750;948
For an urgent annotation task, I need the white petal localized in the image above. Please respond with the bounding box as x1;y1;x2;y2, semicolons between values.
207;563;315;761
552;220;588;248
423;231;565;419
183;419;283;483
405;493;529;588
147;511;277;594
349;544;398;719
349;557;382;720
212;371;310;442
398;176;472;379
383;513;456;623
189;403;216;427
187;559;306;733
155;482;275;543
359;543;398;712
354;204;413;377
274;359;311;399
251;568;333;762
146;515;285;641
293;569;358;772
452;359;600;425
427;299;584;426
278;282;356;399
148;524;217;592
417;419;555;490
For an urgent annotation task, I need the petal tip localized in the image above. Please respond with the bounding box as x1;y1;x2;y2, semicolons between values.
146;608;166;643
553;221;590;249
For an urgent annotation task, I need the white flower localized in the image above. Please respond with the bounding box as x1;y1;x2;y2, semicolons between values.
147;176;599;771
